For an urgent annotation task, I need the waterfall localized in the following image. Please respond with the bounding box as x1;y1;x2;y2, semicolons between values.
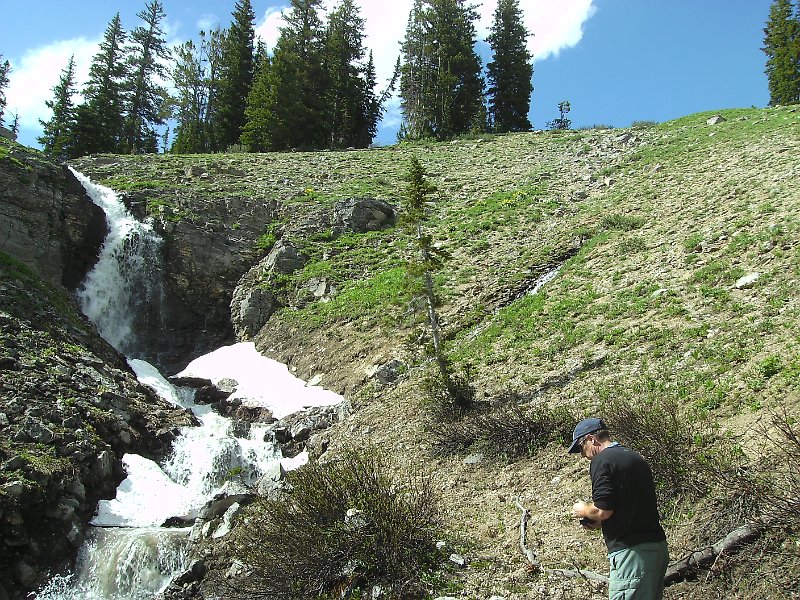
36;528;189;600
38;172;315;600
69;167;165;358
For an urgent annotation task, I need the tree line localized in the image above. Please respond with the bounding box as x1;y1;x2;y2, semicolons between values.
763;0;800;106
7;0;534;158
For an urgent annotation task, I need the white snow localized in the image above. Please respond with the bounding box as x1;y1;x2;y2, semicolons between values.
174;342;343;419
92;454;195;527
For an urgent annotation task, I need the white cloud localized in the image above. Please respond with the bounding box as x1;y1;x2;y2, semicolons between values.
196;14;219;33
254;6;289;51
7;38;98;133
475;0;597;61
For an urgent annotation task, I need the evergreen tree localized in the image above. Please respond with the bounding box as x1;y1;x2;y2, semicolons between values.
201;27;226;151
324;0;371;148
72;13;127;156
763;0;800;105
402;155;474;411
123;0;171;153
213;0;257;150
0;56;10;127
259;0;328;150
10;112;20;136
38;56;78;157
172;39;209;153
399;0;432;139
486;0;533;132
240;42;273;151
357;51;388;147
399;0;485;140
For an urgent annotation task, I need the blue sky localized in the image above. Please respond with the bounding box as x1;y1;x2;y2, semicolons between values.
1;0;772;149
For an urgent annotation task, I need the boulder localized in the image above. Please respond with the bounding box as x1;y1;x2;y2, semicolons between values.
332;198;396;234
264;239;306;275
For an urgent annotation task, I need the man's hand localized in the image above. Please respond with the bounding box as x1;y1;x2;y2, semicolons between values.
572;500;591;519
571;500;613;527
579;517;602;530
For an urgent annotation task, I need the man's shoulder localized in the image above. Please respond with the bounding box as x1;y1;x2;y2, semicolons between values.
596;444;644;464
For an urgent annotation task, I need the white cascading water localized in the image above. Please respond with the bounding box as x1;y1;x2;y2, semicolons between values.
38;172;340;599
70;168;165;357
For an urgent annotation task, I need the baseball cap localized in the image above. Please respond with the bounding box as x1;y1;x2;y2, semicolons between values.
567;417;606;453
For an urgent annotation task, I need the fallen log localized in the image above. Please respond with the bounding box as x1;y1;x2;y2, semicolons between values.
663;521;764;585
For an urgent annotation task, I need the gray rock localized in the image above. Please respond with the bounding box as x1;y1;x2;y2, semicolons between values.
13;561;38;587
1;481;25;498
449;553;467;567
332;198;396;234
264;239;306;275
212;502;242;539
198;483;254;520
464;453;483;465
707;115;726;125
231;285;278;339
374;359;406;385
734;273;760;289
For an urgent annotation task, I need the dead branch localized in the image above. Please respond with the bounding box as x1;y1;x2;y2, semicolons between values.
514;500;608;583
549;567;609;584
515;499;539;568
664;522;764;586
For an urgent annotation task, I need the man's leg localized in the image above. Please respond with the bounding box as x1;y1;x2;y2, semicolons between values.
607;541;669;600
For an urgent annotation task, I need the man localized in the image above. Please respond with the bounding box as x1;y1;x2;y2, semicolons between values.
568;417;669;599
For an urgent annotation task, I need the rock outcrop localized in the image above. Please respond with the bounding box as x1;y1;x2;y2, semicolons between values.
0;145;106;291
0;254;197;599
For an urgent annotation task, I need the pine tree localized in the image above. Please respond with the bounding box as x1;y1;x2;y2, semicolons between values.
72;13;127;156
400;0;436;139
172;39;209;153
38;56;78;157
0;56;10;128
201;27;226;151
260;0;328;150
123;0;172;153
324;0;370;148
357;51;386;147
402;155;474;411
399;0;485;140
763;0;800;105
432;0;485;137
240;42;273;151
486;0;533;132
213;0;257;150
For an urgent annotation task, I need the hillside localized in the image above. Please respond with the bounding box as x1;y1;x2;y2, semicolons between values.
3;105;799;598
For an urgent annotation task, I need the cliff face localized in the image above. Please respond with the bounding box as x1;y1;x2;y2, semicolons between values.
0;145;106;291
69;156;283;373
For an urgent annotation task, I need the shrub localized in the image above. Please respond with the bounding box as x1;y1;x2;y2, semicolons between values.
225;446;444;599
602;213;646;231
420;362;476;423
597;375;712;500
428;394;573;459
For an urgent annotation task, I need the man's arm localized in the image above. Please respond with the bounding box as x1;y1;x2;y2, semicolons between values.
572;500;614;524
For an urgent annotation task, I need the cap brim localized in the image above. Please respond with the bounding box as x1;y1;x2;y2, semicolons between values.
567;438;582;453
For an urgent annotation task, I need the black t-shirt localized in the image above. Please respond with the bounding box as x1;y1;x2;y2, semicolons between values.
590;444;666;553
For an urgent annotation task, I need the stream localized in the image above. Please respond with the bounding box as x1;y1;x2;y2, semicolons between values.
36;171;342;599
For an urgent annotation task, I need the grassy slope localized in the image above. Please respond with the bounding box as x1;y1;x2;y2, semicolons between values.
71;106;800;597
